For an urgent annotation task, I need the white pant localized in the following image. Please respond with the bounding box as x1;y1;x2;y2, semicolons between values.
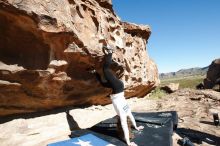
110;92;137;143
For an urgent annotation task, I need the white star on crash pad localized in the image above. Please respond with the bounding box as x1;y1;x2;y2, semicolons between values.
73;139;92;146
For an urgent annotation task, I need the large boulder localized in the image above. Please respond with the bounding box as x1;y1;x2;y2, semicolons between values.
161;83;179;93
204;59;220;89
0;0;159;116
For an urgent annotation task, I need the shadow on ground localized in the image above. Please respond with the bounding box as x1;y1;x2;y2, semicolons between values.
200;120;215;126
0;106;81;132
176;128;220;145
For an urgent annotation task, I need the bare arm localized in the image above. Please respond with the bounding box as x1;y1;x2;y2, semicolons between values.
128;112;144;131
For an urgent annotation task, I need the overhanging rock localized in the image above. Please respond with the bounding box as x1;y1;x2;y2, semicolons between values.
0;0;159;116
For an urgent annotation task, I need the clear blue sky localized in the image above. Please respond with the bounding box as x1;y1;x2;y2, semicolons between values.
112;0;220;73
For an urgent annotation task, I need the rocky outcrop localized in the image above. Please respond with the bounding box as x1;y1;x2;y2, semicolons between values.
0;0;159;116
204;59;220;89
161;83;179;93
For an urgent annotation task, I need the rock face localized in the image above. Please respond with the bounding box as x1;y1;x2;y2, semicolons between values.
204;59;220;89
0;0;159;116
161;83;179;93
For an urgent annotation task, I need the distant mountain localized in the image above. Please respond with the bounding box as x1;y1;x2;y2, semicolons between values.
159;66;209;79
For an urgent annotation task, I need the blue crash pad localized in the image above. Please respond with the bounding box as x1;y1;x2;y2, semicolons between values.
48;133;115;146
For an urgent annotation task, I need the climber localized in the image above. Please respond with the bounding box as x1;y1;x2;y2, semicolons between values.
90;42;144;146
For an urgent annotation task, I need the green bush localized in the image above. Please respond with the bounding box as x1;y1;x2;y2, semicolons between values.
149;87;167;99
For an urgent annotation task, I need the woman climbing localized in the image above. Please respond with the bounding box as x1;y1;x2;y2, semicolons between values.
91;43;144;146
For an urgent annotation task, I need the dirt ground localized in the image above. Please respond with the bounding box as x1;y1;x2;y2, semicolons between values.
0;88;219;146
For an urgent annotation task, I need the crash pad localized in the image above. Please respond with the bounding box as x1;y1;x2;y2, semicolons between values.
48;133;117;146
90;111;178;146
49;111;178;146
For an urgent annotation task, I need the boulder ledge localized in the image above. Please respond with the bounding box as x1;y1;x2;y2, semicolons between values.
0;0;159;116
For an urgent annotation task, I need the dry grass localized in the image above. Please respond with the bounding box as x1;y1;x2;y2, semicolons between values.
160;75;205;89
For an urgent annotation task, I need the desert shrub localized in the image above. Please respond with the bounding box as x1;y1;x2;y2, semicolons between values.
149;87;167;99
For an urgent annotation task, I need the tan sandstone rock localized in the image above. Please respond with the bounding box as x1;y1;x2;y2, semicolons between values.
204;58;220;89
161;83;179;93
0;0;159;116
